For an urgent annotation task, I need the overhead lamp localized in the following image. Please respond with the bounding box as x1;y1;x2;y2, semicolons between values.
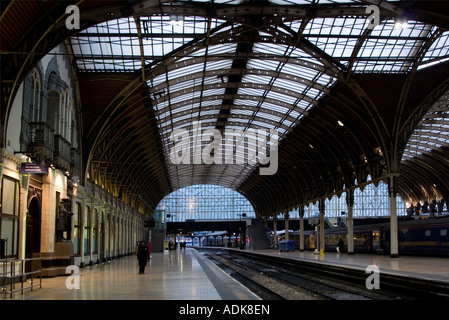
170;15;184;27
337;120;344;127
394;18;408;30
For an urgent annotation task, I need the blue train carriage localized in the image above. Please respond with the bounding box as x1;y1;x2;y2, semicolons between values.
271;217;449;256
382;217;449;256
322;223;385;254
270;230;316;250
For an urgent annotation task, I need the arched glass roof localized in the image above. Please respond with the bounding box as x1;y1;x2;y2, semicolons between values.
156;184;256;221
402;92;449;160
54;0;449;214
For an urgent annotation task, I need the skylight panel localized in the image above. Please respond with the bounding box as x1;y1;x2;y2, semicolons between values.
402;93;449;163
253;42;290;56
266;91;297;105
192;43;237;57
169;79;199;93
420;31;449;70
354;20;433;73
352;60;410;73
201;88;227;97
282;62;320;80
260;101;290;114
73;18;145;71
252;120;278;131
231;109;255;116
233;99;259;107
255;111;284;123
230;117;253;125
247;59;281;71
425;31;449;58
200;109;221;116
281;118;294;127
142;37;193;57
315;73;335;87
199;99;223;108
304;17;366;37
172;111;199;123
269;0;362;4
237;87;266;96
241;74;272;86
273;77;308;94
167;63;204;79
170;93;194;105
288;108;302;119
206;59;233;71
72;16;231;72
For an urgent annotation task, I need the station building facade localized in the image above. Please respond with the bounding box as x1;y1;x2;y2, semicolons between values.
0;43;146;276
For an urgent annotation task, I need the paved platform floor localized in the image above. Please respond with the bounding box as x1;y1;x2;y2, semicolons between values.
249;249;449;283
5;248;260;300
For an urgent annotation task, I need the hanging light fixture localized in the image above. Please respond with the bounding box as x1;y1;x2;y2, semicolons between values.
394;17;409;30
170;15;184;27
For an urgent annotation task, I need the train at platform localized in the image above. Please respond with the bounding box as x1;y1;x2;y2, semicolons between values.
274;216;449;256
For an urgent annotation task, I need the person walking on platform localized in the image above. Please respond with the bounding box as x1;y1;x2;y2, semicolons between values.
137;241;149;274
337;237;344;254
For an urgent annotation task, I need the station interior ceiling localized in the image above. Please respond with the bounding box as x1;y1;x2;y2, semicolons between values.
1;0;449;218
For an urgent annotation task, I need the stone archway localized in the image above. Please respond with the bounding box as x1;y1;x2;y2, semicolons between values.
26;196;41;259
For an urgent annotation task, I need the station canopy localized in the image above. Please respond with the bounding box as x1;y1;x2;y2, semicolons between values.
1;0;449;217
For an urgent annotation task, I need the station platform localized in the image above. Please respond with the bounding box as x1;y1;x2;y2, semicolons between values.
240;248;449;284
7;248;261;300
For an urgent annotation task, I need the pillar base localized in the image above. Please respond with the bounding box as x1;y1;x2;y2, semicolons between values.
299;249;305;252
347;251;355;255
390;254;400;258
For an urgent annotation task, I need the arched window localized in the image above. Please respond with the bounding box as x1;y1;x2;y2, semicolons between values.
59;90;65;135
30;68;41;122
48;88;72;142
59;89;72;142
47;90;60;132
156;184;256;222
66;91;72;143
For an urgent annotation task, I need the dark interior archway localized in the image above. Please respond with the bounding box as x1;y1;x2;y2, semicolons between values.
26;197;41;259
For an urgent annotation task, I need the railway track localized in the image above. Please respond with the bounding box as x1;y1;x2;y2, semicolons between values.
198;249;389;300
197;248;449;300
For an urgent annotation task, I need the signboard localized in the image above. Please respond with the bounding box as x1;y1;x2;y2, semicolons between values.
20;163;49;174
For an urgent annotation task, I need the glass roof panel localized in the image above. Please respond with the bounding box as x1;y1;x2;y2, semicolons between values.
68;4;441;188
72;16;230;72
254;111;284;123
304;17;367;60
269;0;363;4
354;20;433;73
402;94;449;161
419;31;449;70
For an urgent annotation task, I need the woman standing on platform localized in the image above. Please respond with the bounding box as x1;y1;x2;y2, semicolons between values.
137;241;149;274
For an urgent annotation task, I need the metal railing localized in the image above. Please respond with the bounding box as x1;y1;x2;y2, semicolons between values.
0;258;42;299
29;122;55;150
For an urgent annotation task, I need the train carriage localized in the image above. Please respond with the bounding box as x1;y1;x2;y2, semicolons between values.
273;216;449;256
